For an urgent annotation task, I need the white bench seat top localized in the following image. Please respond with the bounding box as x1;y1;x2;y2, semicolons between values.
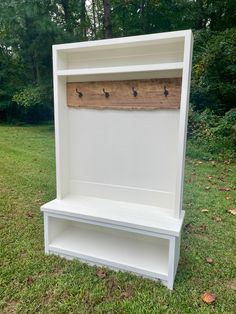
41;195;185;237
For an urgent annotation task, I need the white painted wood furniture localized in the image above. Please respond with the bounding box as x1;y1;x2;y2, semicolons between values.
41;30;193;289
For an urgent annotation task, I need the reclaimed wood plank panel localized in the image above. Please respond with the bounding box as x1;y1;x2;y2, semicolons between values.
67;78;181;110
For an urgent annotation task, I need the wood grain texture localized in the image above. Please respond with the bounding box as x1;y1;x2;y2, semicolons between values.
67;78;181;110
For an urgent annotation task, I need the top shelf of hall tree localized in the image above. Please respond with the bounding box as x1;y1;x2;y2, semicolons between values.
53;30;191;78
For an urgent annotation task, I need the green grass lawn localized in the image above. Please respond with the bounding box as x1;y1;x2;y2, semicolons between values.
0;125;235;314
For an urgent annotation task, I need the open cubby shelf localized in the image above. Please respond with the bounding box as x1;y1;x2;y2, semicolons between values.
48;216;169;280
41;30;193;289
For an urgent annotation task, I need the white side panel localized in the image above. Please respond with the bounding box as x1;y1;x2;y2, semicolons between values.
48;215;70;243
53;45;69;198
174;30;193;217
43;214;49;254
174;236;181;276
54;77;69;198
167;237;176;289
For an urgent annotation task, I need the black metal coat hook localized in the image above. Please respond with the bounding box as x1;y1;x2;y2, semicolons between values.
76;88;83;98
132;87;138;97
164;85;169;97
103;88;110;98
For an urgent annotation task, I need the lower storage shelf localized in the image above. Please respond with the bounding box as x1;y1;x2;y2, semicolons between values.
47;216;169;280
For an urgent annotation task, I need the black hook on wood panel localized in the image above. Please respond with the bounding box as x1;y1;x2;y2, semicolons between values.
132;87;138;97
164;85;169;97
76;88;83;98
103;88;110;98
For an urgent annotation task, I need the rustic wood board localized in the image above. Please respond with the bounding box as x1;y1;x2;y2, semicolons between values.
67;78;181;110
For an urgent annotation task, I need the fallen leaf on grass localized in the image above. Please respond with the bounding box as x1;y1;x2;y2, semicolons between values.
201;292;216;304
199;224;207;231
26;212;33;218
96;267;106;279
27;276;33;285
206;258;214;264
228;208;236;216
201;208;209;213
207;175;213;180
205;186;211;190
224;160;230;165
212;216;222;222
225;196;231;200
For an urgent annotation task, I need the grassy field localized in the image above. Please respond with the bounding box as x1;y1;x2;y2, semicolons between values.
0;125;235;314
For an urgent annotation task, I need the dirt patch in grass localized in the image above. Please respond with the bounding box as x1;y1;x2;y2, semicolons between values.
194;234;211;241
3;301;17;314
225;278;236;291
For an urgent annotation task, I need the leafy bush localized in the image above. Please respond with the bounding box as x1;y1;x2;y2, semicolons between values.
11;85;53;123
13;86;42;108
188;107;236;159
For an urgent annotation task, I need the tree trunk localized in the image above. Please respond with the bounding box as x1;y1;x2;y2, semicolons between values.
61;0;71;32
195;0;206;29
103;0;112;38
92;0;97;38
31;51;40;84
141;0;146;32
80;0;87;40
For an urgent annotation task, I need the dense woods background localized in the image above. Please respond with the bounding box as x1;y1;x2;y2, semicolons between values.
0;0;235;155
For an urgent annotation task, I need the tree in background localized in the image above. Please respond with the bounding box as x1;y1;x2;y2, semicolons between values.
0;0;58;122
191;29;236;114
103;0;112;38
0;0;235;123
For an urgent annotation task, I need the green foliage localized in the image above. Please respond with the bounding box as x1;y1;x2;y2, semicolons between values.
191;29;236;113
176;0;236;31
0;1;235;123
0;0;57;122
13;85;52;109
10;85;53;123
13;86;43;108
110;0;183;37
188;107;236;159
